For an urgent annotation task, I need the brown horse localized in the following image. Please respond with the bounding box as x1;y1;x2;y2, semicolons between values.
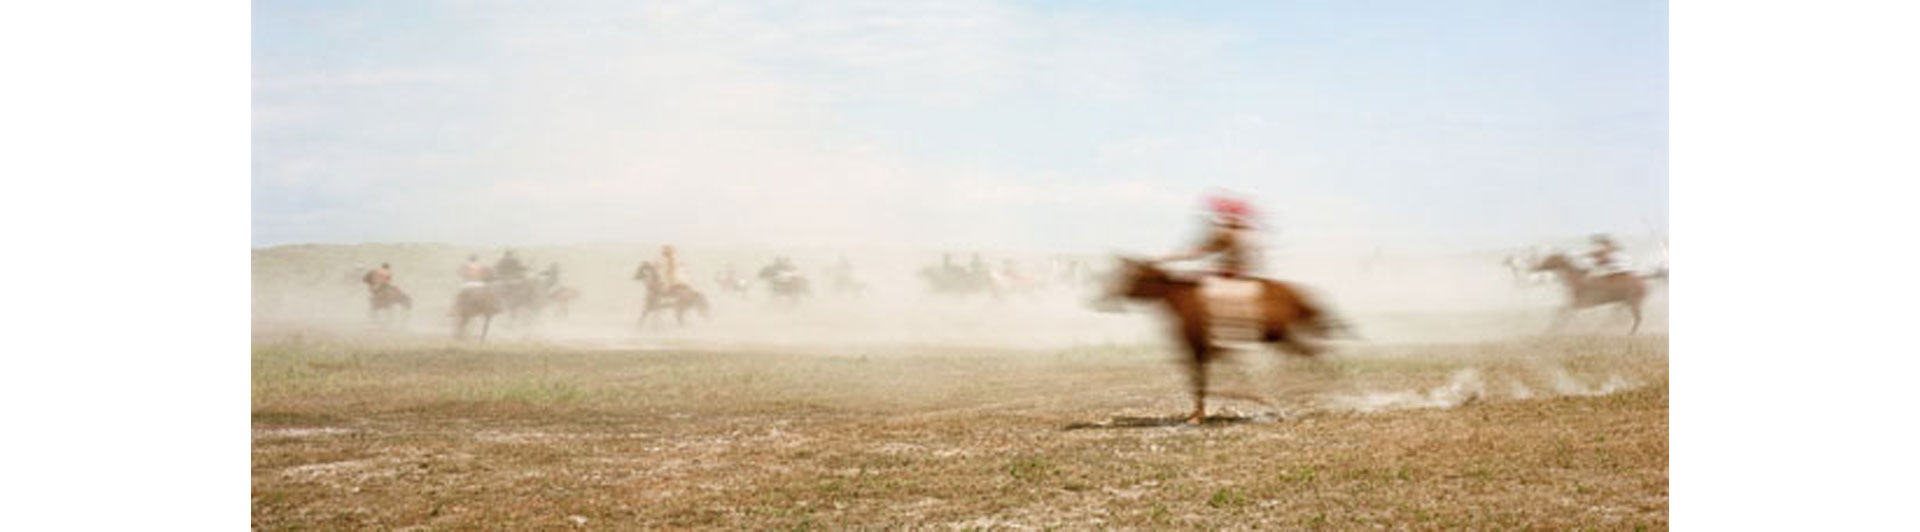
1530;253;1662;334
635;262;709;326
453;283;503;340
1104;258;1352;425
368;284;412;322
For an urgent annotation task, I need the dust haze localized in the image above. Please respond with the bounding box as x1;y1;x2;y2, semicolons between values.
253;3;1669;526
253;237;1665;348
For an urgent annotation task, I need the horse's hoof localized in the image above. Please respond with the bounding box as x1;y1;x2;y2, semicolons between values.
1186;415;1204;426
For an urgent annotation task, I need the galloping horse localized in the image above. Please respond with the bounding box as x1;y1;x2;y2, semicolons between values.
491;277;544;323
758;263;811;305
918;264;998;299
1530;253;1663;334
545;285;581;318
368;284;412;323
1103;258;1352;425
635;262;709;326
453;282;502;340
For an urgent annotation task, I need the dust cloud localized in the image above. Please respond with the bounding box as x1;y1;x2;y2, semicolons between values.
253;238;1666;350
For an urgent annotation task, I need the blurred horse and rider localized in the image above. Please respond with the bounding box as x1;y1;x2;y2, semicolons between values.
361;262;411;322
920;252;1000;298
827;255;867;297
1526;233;1668;334
1102;194;1352;424
635;245;709;326
758;256;811;304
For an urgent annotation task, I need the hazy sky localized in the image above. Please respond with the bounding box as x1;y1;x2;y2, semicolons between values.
254;0;1666;253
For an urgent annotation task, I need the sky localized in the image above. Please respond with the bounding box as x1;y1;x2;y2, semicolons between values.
253;0;1666;254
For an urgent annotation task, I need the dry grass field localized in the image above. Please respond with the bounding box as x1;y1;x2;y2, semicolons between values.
252;332;1666;530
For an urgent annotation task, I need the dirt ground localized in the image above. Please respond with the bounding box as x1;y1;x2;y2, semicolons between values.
253;332;1666;530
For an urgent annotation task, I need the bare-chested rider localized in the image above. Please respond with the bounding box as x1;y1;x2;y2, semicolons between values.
362;262;394;294
659;245;691;290
459;255;489;285
1162;195;1260;279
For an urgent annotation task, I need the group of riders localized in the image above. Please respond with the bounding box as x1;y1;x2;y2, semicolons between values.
357;193;1653;330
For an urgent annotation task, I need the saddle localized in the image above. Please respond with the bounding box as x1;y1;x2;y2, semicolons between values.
1199;276;1266;337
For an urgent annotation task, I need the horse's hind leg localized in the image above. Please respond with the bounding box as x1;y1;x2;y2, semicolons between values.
1627;302;1643;335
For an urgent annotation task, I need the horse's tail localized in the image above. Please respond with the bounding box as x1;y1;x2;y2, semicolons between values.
1286;283;1360;340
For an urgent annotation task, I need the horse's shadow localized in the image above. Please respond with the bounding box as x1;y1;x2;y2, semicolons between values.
1061;413;1282;431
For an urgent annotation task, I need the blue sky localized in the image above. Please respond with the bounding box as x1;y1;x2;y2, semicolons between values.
253;0;1666;253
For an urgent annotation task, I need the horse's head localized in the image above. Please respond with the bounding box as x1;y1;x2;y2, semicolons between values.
634;262;658;282
1099;256;1182;304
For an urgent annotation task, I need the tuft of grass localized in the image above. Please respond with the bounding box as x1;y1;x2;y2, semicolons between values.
1279;465;1320;484
1207;488;1249;509
1007;457;1055;483
1147;503;1172;524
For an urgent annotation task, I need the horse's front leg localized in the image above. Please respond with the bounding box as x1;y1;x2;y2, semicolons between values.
1627;302;1643;335
1187;361;1209;425
1547;307;1573;334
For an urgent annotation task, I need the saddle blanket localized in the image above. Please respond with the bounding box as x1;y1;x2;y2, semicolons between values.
1200;277;1265;339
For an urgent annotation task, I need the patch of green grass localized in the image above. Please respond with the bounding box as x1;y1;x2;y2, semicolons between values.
1147;503;1172;524
1007;457;1055;483
1207;488;1249;509
449;376;595;406
1279;465;1320;484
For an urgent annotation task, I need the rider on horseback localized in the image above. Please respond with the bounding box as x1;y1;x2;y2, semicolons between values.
493;250;529;281
540;263;562;290
1584;234;1632;275
459;254;489;285
362;263;394;294
1162;194;1260;278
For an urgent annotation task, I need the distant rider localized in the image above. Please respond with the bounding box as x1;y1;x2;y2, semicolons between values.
459;255;490;285
493;250;529;281
540;263;562;290
1584;234;1632;275
659;245;685;288
362;263;394;294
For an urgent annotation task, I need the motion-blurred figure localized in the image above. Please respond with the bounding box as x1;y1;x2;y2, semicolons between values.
942;253;962;278
363;262;411;323
659;245;686;289
1161;195;1260;278
758;257;811;304
635;260;710;326
540;263;562;290
1583;234;1631;275
716;263;750;295
828;255;866;296
493;250;529;281
459;255;489;284
540;263;580;319
362;263;394;294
